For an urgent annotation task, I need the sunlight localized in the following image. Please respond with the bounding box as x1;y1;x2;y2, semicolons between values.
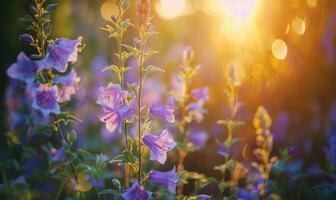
219;0;258;22
155;0;192;20
272;39;287;60
100;0;118;21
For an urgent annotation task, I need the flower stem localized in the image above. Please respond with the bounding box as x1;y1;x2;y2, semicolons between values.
137;31;145;184
116;2;130;188
56;121;83;200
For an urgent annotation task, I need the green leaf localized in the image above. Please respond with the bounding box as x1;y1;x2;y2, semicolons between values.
29;4;38;14
20;15;34;23
144;49;159;60
143;65;165;78
120;51;133;63
122;44;140;58
102;65;120;73
54;112;82;125
98;189;117;195
46;4;58;12
109;150;137;166
127;83;138;94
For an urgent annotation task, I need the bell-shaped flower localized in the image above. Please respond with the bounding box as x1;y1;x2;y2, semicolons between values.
121;182;152;200
96;83;127;109
99;105;132;133
191;87;209;103
7;52;39;84
32;84;60;117
54;69;80;103
188;129;208;149
37;37;82;72
187;101;206;123
148;166;179;194
142;129;176;164
150;99;175;123
97;83;132;133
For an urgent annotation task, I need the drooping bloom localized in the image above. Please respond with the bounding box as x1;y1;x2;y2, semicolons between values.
188;130;209;149
32;84;60;117
97;83;127;109
19;33;34;44
97;83;132;133
191;87;209;103
54;69;81;103
121;182;152;200
150;103;175;123
7;52;39;84
142;129;176;164
148;166;179;194
187;101;207;123
37;37;82;72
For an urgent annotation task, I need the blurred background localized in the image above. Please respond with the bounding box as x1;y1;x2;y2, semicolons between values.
1;0;336;196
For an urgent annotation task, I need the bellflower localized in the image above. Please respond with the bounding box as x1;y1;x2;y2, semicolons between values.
7;52;39;84
150;100;175;123
236;188;259;200
148;166;179;194
142;129;177;164
32;84;60;117
97;83;132;133
191;87;209;103
188;130;208;149
121;182;152;200
187;101;206;123
37;37;82;72
96;83;127;109
54;69;81;103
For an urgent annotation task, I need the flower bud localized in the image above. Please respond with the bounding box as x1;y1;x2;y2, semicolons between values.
19;34;34;44
134;37;141;49
121;0;129;10
183;46;194;63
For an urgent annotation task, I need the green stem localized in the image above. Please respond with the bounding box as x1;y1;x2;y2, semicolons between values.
137;31;145;184
56;121;83;200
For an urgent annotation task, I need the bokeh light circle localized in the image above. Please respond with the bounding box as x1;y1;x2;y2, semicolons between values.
272;39;287;60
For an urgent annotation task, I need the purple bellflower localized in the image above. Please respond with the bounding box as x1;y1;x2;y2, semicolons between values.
121;182;152;200
97;83;132;133
32;84;60;117
148;166;179;194
7;52;39;84
191;87;209;103
37;37;82;72
150;98;175;123
188;129;209;149
54;69;81;103
142;129;177;164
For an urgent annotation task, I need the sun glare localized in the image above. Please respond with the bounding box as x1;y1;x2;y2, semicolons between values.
219;0;258;22
155;0;192;20
100;0;118;21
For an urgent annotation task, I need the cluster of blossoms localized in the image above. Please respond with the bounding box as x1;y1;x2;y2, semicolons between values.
96;0;180;199
7;37;82;117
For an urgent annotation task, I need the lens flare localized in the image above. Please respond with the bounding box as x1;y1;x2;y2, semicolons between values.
272;39;287;60
292;17;306;35
155;0;192;20
219;0;258;22
100;0;118;21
